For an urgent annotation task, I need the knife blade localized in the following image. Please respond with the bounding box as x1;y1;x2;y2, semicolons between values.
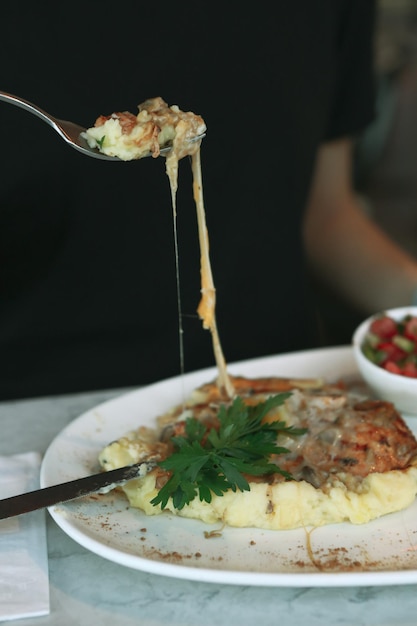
0;460;156;520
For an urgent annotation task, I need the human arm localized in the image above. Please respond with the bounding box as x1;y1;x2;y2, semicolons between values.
302;137;417;314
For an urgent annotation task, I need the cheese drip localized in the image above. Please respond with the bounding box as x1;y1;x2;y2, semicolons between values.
191;149;234;398
166;143;234;399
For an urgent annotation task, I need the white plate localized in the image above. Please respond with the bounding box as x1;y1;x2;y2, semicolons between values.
41;346;417;587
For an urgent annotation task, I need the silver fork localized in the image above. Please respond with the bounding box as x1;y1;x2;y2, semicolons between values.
0;91;204;161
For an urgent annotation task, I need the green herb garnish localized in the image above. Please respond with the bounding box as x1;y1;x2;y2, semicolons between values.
150;393;306;510
96;135;106;149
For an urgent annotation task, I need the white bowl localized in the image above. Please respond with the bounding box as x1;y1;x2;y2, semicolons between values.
352;306;417;416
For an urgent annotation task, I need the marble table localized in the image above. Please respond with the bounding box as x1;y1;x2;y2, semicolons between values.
2;386;417;626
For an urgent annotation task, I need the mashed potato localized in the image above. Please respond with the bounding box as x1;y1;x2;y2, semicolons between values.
116;466;417;529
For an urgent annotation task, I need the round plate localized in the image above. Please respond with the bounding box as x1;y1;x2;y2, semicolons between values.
41;347;417;586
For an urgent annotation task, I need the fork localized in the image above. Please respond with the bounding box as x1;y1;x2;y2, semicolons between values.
0;91;204;161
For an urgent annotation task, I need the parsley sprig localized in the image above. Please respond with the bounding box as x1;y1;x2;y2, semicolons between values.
150;393;306;510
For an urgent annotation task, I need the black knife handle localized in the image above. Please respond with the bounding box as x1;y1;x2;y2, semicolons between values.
0;461;155;519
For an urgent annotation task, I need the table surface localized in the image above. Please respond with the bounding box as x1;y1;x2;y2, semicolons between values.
2;386;417;626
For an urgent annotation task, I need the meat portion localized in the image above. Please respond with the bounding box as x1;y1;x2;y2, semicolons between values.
299;399;416;476
269;390;417;489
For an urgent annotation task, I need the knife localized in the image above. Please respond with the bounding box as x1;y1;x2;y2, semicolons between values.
0;460;156;520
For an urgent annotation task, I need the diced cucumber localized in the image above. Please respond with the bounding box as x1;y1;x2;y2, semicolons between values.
392;335;415;353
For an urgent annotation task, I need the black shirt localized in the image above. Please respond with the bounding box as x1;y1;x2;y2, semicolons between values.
0;1;376;399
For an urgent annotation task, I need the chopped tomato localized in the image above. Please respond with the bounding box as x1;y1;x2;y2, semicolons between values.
384;361;402;375
377;342;405;365
404;316;417;341
402;361;417;378
369;316;397;339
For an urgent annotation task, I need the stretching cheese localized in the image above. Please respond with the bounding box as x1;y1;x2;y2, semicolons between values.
84;97;234;397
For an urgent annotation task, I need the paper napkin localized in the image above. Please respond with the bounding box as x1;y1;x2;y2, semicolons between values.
0;452;50;621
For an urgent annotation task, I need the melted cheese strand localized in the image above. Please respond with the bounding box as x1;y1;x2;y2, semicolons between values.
191;149;234;399
165;152;186;383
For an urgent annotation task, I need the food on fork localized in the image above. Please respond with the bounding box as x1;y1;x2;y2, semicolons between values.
83;96;206;161
99;376;417;530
